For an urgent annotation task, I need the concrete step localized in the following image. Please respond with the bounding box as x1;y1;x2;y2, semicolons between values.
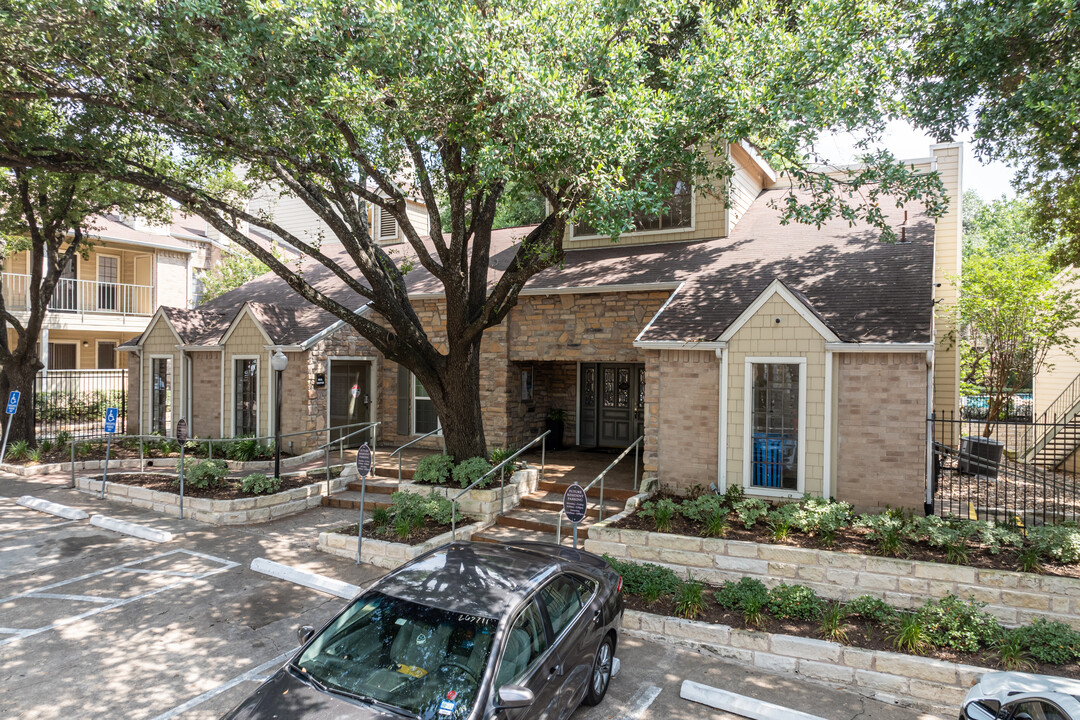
470;523;582;547
322;490;394;511
518;491;624;518
494;507;595;540
346;477;400;493
537;480;639;502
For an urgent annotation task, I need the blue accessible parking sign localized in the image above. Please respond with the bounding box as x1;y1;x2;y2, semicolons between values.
6;390;20;415
104;407;119;434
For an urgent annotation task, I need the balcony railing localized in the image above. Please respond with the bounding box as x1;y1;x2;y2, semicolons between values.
1;273;154;317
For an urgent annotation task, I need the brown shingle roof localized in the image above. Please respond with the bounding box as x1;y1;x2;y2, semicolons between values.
140;190;935;348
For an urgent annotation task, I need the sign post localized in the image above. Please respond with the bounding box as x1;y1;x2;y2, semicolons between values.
355;442;373;564
176;419;188;519
0;390;20;465
101;407;118;498
562;482;588;550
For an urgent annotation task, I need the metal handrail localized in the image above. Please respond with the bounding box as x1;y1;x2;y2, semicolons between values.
1022;372;1080;460
312;422;381;493
389;427;445;485
556;435;642;545
451;429;551;540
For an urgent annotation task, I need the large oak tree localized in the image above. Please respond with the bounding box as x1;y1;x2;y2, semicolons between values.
0;0;945;459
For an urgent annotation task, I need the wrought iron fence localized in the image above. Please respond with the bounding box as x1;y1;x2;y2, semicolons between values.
930;412;1080;527
35;369;127;440
959;393;1033;423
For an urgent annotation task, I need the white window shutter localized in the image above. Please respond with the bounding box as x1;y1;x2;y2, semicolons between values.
378;207;397;240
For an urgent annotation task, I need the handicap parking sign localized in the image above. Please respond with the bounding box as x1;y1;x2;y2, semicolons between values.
104;407;118;434
5;390;19;415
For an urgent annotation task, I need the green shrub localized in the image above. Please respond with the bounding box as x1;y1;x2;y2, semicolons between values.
679;495;726;523
732;497;769;529
722;484;745;508
714;577;769;613
489;447;521;473
858;513;908;557
603;556;681;603
371;506;391;529
185;459;229;490
39;439;53;454
55;430;72;447
819;601;849;644
639;498;677;532
844;595;896;624
1028;522;1080;564
5;439;30;462
453;456;493;488
240;473;281;495
995;630;1036;671
767;583;823;621
413;453;454;485
917;595;1002;653
381;490;462;537
795;496;853;545
675;576;708;620
1008;619;1080;665
889;611;931;655
226;436;262;462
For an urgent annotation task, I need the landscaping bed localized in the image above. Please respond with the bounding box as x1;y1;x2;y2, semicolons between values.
3;435;294;465
611;488;1080;579
607;555;1080;680
330;490;464;546
93;471;325;500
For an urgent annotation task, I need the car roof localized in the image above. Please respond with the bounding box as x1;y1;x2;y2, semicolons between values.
373;542;595;618
981;672;1080;701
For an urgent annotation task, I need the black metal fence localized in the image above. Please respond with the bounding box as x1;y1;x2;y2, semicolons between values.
931;412;1080;527
35;369;127;440
959;393;1033;423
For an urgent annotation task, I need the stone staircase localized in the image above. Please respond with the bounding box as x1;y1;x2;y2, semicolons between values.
470;479;638;546
321;467;406;512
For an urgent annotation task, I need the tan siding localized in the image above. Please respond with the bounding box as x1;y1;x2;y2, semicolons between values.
222;312;271;438
140;318;181;435
932;144;963;417
728;143;766;232
6;251;28;274
725;294;827;497
1034;272;1080;418
564;187;727;250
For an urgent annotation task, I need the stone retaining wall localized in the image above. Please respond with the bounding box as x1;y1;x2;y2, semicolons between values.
622;609;985;713
2;449;344;477
382;468;539;523
587;525;1080;629
75;475;349;525
318;523;488;569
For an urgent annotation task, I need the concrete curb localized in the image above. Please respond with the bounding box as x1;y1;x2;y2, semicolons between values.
681;679;826;720
250;558;361;600
89;514;174;543
17;495;89;520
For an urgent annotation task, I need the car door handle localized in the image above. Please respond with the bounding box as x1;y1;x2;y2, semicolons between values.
593;609;602;624
547;663;563;678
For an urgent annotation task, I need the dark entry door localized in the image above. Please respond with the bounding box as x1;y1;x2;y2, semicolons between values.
329;360;371;447
580;363;644;448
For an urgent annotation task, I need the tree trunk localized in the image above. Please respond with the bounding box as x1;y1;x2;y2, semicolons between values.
426;342;488;461
0;363;38;447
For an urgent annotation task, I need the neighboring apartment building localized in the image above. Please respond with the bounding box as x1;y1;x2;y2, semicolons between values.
122;143;962;511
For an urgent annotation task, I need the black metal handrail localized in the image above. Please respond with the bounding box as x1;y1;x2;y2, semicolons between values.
1022;373;1080;460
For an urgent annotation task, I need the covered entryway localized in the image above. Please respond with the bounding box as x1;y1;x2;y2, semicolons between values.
579;362;645;448
329;359;373;447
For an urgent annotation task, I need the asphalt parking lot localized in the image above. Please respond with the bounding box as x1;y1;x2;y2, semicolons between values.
0;472;950;720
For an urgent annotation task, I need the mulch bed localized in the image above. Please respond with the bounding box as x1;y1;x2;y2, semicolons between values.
332;521;455;546
8;444;293;466
625;594;1080;680
93;472;321;500
611;492;1080;579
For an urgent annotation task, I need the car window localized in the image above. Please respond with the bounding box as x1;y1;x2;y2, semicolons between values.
1011;700;1068;720
494;600;548;688
540;575;589;638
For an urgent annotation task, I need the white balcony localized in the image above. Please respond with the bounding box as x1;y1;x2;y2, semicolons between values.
1;273;155;317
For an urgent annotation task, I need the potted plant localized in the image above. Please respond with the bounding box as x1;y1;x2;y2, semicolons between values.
545;409;566;451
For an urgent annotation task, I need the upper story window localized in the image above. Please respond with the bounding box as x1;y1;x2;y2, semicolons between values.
191;272;206;307
572;176;693;239
376;206;398;242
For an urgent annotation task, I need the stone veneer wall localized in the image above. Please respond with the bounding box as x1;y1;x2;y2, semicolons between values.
318;522;488;569
587;525;1080;629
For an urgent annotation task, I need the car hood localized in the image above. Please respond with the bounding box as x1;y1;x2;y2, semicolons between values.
222;667;403;720
976;672;1080;701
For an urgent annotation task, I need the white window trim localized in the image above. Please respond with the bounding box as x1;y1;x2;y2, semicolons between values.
411;372;440;436
231;354;261;438
742;356;806;499
570;187;696;242
148;353;174;436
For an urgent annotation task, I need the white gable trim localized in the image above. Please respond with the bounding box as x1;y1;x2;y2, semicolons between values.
135;307;185;347
632;282;685;348
219;303;275;347
717;279;840;343
299;303;374;350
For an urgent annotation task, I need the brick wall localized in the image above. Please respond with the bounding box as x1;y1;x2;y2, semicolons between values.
189;351;220;438
125;351;140;434
836;352;928;511
655;349;719;491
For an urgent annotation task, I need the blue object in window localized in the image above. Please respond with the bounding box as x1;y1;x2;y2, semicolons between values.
752;432;783;488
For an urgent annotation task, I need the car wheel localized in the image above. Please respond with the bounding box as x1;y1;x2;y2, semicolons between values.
582;635;614;706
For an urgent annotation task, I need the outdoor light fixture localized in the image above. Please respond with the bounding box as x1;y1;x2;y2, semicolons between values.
271;350;288;480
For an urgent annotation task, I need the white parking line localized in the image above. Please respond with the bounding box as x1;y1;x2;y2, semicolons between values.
148;647;297;720
0;549;238;647
625;685;663;719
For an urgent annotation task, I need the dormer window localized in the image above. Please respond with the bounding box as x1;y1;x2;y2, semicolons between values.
573;175;693;238
377;206;398;242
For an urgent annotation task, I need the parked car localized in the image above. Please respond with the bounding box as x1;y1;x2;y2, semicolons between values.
961;672;1080;720
222;541;624;720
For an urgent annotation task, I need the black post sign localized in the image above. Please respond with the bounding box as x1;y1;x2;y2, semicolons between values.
355;442;373;565
563;483;587;549
176;418;188;519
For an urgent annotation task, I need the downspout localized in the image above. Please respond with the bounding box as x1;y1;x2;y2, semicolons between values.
135;348;143;435
716;347;728;492
925;349;935;516
823;349;833;500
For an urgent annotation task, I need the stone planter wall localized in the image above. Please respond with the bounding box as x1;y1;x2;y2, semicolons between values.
2;450;351;477
622;609;986;713
74;475;350;525
318;523;489;570
587;525;1080;629
377;467;540;523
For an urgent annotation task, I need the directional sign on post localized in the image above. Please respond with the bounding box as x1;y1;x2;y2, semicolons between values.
103;407;119;434
6;390;20;415
355;442;373;480
176;418;188;444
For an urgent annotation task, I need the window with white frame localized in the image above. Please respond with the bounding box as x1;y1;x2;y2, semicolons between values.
191;271;206;307
749;362;801;491
377;206;398;242
412;374;438;434
151;357;172;435
573;174;692;237
234;358;258;436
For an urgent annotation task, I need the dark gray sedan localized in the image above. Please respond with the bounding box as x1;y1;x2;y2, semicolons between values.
222;541;624;720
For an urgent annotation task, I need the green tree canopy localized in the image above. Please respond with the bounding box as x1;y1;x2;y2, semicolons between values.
0;0;947;458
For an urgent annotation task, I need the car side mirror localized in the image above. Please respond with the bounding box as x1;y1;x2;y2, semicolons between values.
495;684;534;710
297;625;315;645
962;700;1001;720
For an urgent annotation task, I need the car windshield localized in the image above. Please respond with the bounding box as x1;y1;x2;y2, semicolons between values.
295;591;499;720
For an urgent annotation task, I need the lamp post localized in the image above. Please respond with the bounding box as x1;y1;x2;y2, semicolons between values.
271;350;289;480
